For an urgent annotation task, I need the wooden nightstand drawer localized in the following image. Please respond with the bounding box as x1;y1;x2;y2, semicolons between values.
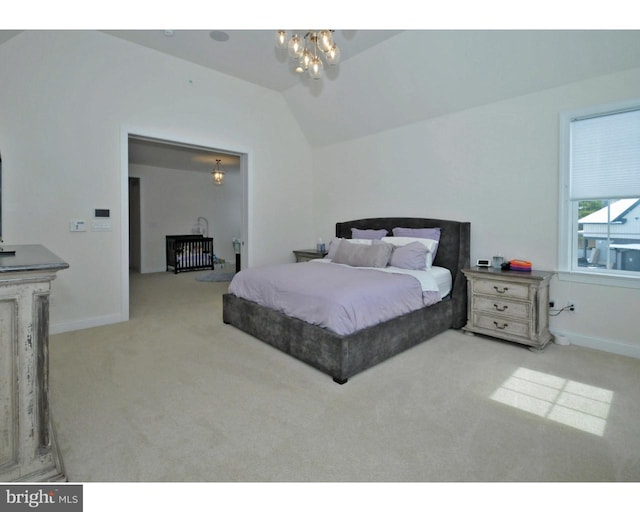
474;296;530;320
473;278;530;300
473;313;530;339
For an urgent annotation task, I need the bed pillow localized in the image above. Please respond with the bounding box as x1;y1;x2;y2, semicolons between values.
326;238;372;259
382;236;438;269
332;239;393;268
351;228;389;240
388;241;430;270
392;227;441;259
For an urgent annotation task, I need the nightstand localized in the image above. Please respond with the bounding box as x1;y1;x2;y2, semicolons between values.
461;267;554;351
293;249;328;262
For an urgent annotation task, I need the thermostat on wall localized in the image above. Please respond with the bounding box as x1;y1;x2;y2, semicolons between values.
476;258;491;267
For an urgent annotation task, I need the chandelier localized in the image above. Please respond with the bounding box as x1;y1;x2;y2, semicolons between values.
275;30;341;80
211;159;225;186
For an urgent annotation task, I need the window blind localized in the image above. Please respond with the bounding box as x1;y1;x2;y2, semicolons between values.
570;108;640;199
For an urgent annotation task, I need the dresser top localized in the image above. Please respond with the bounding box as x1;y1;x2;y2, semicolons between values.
463;266;554;281
0;245;69;273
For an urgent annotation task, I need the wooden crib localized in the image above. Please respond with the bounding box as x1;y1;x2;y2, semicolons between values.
166;235;215;274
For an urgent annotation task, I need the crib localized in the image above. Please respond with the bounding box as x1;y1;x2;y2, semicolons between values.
166;235;215;274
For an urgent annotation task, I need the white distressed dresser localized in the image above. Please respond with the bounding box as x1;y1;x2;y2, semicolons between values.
0;245;68;482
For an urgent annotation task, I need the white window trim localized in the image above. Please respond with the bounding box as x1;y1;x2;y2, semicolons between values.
558;98;640;290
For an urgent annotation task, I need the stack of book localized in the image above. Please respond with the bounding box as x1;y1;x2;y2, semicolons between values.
509;259;532;271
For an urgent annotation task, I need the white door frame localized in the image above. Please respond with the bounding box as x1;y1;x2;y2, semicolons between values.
120;126;251;321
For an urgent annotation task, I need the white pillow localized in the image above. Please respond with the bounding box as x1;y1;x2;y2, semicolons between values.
381;236;438;269
345;238;375;245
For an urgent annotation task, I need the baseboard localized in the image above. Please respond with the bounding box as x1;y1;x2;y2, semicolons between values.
551;329;640;360
50;313;127;335
141;266;166;274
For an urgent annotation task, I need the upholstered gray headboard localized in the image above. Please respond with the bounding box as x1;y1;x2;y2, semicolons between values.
335;217;471;328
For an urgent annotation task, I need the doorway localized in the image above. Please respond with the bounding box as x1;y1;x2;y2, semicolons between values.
122;131;250;321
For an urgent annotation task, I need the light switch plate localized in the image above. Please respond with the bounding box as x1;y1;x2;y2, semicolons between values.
69;220;86;232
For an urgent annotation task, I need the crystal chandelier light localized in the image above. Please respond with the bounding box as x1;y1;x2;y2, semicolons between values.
275;30;341;80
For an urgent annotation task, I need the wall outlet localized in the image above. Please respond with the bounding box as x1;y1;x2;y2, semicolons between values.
568;301;576;312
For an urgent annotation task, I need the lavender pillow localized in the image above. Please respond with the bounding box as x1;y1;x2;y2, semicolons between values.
351;228;388;240
332;240;393;268
327;238;372;259
389;241;429;270
392;227;441;259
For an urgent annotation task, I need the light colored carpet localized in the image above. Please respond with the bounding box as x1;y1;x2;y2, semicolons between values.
195;271;236;282
49;271;640;484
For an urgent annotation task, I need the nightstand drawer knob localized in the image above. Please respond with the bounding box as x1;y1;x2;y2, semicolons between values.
493;321;509;330
493;286;509;293
493;303;508;312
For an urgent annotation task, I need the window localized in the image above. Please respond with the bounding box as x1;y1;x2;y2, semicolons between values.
559;101;640;285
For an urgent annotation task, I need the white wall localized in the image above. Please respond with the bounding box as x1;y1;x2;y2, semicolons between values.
2;30;638;358
129;163;242;273
0;30;313;333
313;66;640;359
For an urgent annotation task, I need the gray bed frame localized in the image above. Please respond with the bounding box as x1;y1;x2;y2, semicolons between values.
222;217;470;384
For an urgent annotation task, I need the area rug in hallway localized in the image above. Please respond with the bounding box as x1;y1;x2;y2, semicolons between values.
196;271;235;282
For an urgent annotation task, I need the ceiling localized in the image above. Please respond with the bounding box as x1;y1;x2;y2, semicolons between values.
4;29;640;166
103;29;640;147
109;30;402;171
128;137;240;174
0;31;21;45
103;30;401;92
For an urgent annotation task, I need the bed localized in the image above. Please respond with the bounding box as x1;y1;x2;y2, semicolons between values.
222;217;470;384
166;234;215;274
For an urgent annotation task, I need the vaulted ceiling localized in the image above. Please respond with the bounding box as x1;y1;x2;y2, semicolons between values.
107;29;640;147
4;29;640;151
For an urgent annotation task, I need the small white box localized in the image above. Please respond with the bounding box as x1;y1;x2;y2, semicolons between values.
92;219;111;232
